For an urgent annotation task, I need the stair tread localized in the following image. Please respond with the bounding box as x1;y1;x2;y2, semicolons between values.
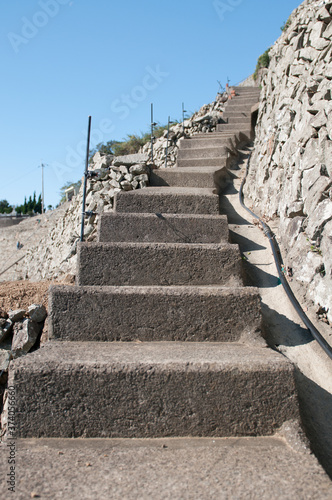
117;186;217;196
13;341;292;370
10;437;331;500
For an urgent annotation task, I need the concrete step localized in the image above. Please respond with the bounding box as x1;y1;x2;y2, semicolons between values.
191;132;236;137
176;157;230;168
228;92;260;97
180;131;251;152
221;116;251;125
223;111;251;118
227;97;259;103
49;285;261;342
150;166;230;191
216;123;252;133
177;146;232;160
77;241;242;286
225;104;256;111
179;136;235;149
98;212;229;243
114;187;220;214
11;437;332;499
231;86;260;93
9;341;299;438
196;130;250;146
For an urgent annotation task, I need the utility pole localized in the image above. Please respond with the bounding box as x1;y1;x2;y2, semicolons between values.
39;161;47;214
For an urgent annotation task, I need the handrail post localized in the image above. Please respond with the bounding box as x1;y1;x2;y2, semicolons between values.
182;102;187;134
80;116;92;242
150;103;157;164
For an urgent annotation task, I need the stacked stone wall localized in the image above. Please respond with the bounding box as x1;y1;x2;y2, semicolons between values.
244;0;332;321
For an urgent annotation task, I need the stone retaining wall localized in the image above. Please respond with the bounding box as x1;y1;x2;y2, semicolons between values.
244;0;332;322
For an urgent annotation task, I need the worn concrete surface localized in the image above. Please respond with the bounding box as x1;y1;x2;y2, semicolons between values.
49;285;262;342
115;187;220;214
150;166;230;191
179;136;235;149
177;146;232;160
1;437;331;499
9;342;298;438
77;241;242;287
176;157;230;168
98;213;230;243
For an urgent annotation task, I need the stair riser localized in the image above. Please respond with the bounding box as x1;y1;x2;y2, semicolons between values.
98;213;229;243
227;96;260;101
49;285;261;342
150;168;229;191
178;147;231;159
221;117;251;124
176;157;231;168
77;242;242;286
225;106;256;113
223;112;251;118
179;138;235;149
10;348;298;438
115;190;220;214
216;124;252;133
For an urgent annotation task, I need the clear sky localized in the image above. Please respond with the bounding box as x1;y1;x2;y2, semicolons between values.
1;0;301;209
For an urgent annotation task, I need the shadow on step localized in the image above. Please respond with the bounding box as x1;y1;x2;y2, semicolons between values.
219;195;250;225
295;369;332;479
242;261;281;289
229;230;266;252
261;303;313;347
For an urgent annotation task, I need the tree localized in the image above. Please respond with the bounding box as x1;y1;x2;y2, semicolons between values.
15;192;42;215
89;140;117;163
0;199;13;214
35;194;42;214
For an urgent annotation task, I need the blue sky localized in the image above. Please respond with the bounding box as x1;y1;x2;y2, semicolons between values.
1;0;300;209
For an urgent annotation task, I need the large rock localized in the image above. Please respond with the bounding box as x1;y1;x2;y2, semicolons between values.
113;153;149;166
8;309;25;322
11;319;42;358
28;304;47;323
0;349;12;372
0;319;13;343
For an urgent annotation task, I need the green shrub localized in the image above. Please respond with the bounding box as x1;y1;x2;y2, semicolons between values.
90;123;179;160
281;16;292;32
253;48;271;80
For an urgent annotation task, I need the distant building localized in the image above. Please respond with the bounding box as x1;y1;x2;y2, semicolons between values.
65;185;80;202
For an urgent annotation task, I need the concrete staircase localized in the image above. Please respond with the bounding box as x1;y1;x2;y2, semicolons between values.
7;88;332;497
217;86;261;136
9;87;302;442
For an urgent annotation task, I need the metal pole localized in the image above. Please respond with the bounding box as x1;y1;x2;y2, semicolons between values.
182;102;187;134
164;116;170;169
150;103;157;164
151;103;154;163
41;162;44;214
80;116;92;242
